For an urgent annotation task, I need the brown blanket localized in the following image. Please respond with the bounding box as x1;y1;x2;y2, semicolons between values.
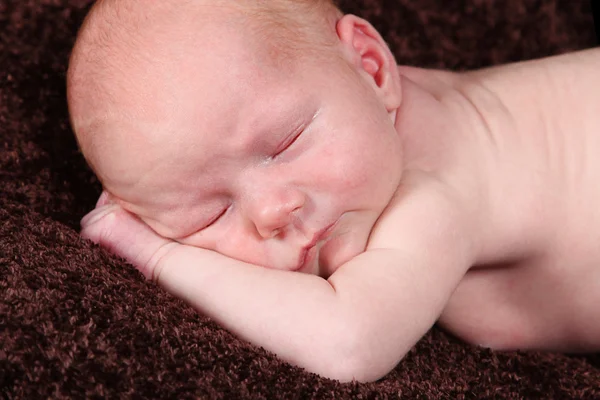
2;0;599;398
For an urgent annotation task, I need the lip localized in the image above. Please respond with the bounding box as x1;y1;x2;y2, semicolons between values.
293;221;337;272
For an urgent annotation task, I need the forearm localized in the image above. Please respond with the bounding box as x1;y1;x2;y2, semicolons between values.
156;245;370;380
157;246;458;382
158;246;346;371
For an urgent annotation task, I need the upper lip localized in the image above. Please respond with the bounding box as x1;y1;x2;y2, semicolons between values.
293;222;336;271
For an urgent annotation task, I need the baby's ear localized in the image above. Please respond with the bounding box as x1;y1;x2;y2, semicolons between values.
336;14;401;113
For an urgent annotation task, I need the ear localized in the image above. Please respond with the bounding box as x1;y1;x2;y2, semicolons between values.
336;14;401;113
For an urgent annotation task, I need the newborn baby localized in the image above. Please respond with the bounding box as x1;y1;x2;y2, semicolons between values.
68;0;600;382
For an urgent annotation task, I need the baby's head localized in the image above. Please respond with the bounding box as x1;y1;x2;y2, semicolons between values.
68;0;403;277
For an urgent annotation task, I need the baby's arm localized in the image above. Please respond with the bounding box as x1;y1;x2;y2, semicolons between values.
81;177;473;382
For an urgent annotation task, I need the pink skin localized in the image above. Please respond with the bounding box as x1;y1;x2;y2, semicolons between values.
79;14;403;278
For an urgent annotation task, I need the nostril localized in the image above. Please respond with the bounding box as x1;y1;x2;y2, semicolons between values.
256;225;282;239
270;228;282;238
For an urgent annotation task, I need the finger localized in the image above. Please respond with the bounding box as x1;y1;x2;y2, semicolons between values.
80;205;178;280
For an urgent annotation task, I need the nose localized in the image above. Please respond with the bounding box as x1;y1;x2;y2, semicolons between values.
245;186;305;239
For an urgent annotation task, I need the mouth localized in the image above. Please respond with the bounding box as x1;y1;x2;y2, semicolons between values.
293;222;337;272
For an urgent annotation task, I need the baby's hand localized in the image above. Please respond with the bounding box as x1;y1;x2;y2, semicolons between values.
80;192;180;280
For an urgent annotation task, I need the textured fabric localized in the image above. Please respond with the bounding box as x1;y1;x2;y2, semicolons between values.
1;0;599;398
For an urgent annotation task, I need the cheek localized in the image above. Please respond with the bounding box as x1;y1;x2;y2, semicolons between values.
313;136;396;195
182;220;286;268
213;223;270;265
216;239;261;264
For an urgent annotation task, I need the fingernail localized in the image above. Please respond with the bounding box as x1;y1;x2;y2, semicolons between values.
81;204;119;229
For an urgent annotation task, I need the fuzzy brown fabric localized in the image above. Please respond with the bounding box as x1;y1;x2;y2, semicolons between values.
1;0;599;398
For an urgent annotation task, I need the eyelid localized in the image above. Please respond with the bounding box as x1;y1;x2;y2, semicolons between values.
273;129;303;157
201;205;229;230
272;108;320;158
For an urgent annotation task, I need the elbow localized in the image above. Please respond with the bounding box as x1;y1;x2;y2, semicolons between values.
307;325;401;383
318;357;390;384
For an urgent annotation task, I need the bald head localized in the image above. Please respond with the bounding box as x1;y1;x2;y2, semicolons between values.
67;0;342;175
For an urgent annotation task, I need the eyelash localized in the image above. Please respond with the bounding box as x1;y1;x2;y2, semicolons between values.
203;206;228;230
273;130;303;158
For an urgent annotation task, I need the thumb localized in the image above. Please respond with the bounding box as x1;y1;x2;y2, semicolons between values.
80;205;179;280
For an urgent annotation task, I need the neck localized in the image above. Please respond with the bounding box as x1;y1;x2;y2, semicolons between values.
394;68;478;178
392;68;491;264
393;65;543;265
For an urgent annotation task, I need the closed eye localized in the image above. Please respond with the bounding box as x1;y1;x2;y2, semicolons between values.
273;130;303;158
202;206;228;230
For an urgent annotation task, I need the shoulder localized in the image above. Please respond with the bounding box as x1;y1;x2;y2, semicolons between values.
367;171;478;267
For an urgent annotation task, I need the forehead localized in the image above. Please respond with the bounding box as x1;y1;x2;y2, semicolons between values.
90;26;314;195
